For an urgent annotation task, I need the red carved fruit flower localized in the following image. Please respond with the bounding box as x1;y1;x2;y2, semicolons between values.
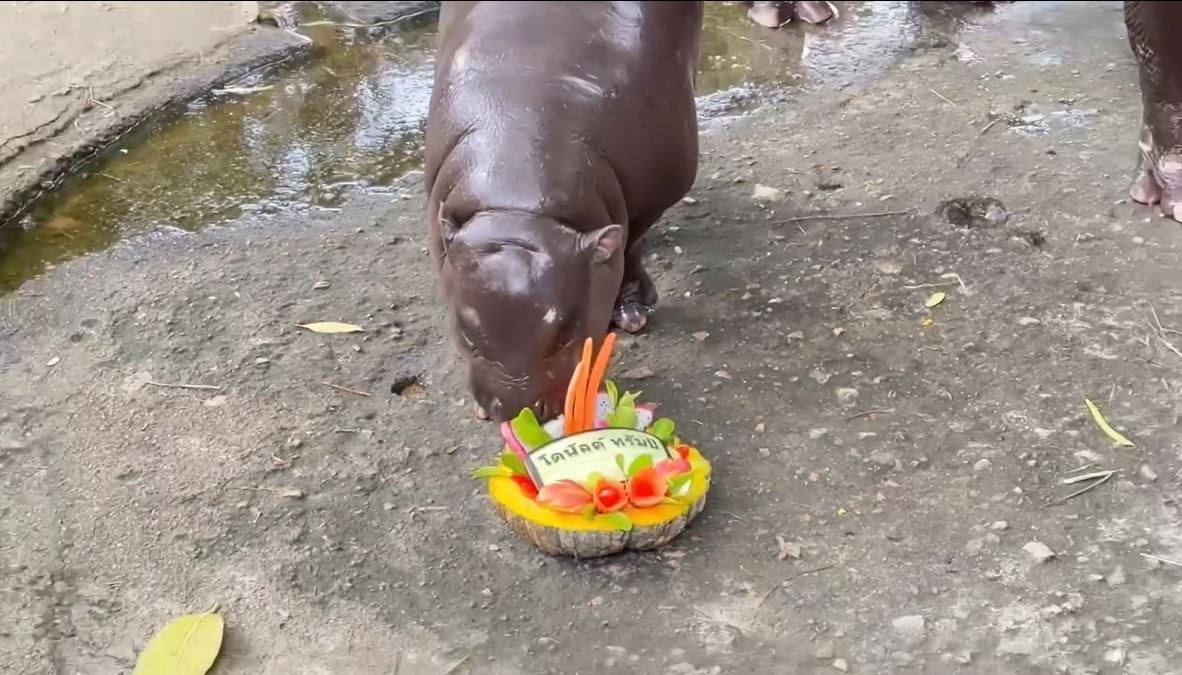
512;474;539;499
592;478;627;513
626;467;668;508
535;480;593;512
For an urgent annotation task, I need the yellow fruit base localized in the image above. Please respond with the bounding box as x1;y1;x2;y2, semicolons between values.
487;447;711;557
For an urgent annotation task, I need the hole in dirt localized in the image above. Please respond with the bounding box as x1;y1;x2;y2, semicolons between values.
1017;229;1047;247
938;196;1009;229
391;373;424;396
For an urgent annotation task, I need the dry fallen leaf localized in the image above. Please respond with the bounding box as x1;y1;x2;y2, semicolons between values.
1084;398;1134;447
925;292;947;308
296;322;364;334
133;605;223;675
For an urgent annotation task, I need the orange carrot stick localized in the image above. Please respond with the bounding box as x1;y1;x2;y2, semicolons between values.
571;337;594;432
583;331;617;427
564;361;584;435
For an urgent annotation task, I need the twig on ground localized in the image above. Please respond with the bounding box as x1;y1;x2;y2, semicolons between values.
1148;305;1182;360
757;564;836;609
773;210;910;225
96;172;123;182
443;655;470;675
842;280;878;310
846;408;894;422
334;428;364;434
929;88;960;107
1066;462;1097;474
1141;553;1182;568
87;87;114;112
1062;469;1117;485
320;382;372;397
143;380;222;391
979;118;1000;135
1048;470;1116;506
901;281;958;290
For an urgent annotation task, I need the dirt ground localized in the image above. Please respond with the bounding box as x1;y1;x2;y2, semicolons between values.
0;1;307;223
3;1;1182;674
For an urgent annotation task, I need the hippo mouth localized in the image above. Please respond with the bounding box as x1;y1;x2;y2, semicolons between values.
470;350;579;422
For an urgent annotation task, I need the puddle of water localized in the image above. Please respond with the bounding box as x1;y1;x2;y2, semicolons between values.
0;1;942;293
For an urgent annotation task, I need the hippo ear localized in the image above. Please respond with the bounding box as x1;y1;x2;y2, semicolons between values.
586;225;624;264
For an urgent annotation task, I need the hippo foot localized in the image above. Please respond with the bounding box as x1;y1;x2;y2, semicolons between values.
747;1;836;29
613;280;654;334
614;302;651;334
1129;126;1182;223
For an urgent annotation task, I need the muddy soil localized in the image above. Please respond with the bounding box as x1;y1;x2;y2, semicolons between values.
3;1;1182;674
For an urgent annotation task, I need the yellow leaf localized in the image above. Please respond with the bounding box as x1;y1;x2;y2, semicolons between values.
296;322;364;334
924;292;946;308
134;605;224;675
1084;398;1134;447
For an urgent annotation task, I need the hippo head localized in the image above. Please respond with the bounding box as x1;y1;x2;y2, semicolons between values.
437;210;624;422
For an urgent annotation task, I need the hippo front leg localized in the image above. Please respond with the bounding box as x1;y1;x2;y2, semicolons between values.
1126;0;1182;222
613;237;659;334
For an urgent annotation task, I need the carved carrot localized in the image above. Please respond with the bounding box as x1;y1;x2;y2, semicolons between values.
567;340;595;435
571;338;595;432
564;361;584;435
583;331;617;428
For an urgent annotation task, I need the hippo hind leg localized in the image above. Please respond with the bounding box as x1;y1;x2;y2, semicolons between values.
1126;0;1182;222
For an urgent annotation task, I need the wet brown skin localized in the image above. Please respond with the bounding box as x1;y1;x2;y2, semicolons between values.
1125;0;1182;222
424;1;702;422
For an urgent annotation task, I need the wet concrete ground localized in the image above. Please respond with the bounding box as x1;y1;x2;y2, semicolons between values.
4;2;1182;674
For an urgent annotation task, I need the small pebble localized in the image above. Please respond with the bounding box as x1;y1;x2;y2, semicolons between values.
835;387;859;403
1023;541;1056;563
989;520;1009;531
752;184;783;203
313;281;330;290
488;544;501;552
973;458;993;473
891;615;926;642
1017;317;1041;326
692;331;709;341
832;658;849;672
754;422;766;433
1140;464;1158;482
1106;565;1126;586
46;356;60;367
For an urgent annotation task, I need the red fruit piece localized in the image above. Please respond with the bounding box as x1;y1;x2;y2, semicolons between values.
511;474;539;499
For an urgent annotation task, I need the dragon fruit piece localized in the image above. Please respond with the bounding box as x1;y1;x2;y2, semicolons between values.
594;393;614;427
500;421;528;459
542;416;565;439
635;404;655;431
